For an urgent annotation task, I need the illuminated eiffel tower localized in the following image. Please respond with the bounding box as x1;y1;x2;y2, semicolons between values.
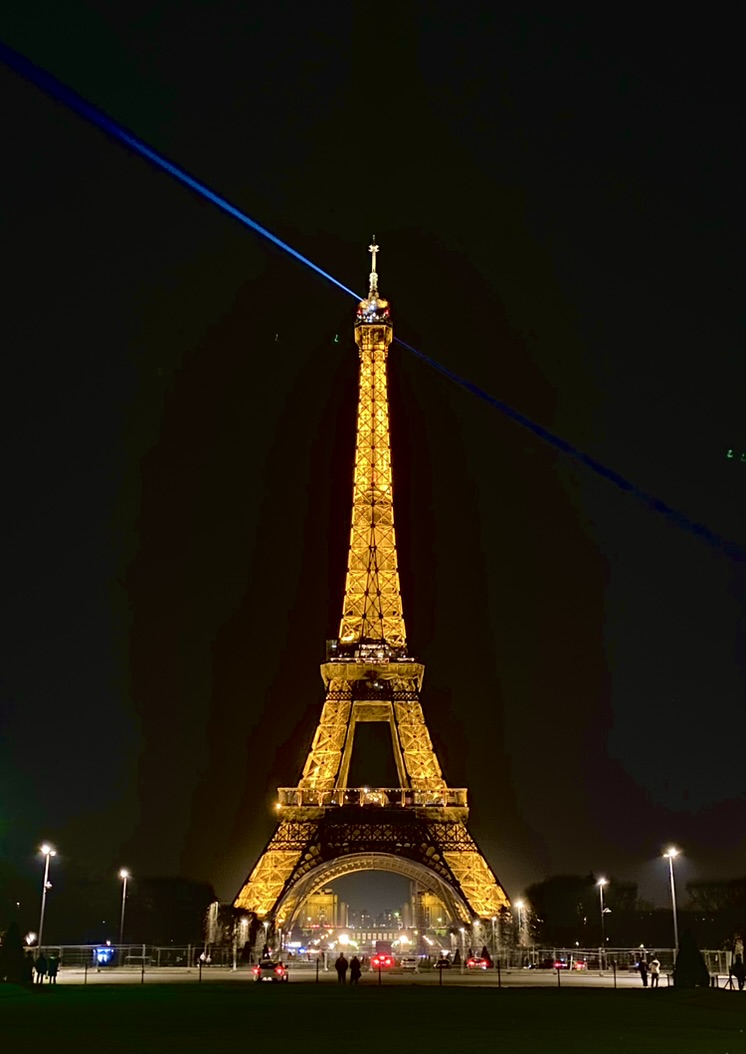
234;241;510;937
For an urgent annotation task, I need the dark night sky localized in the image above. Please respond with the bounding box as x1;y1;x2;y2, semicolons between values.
1;4;744;925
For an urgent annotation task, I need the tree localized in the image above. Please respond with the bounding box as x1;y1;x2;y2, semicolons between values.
673;930;710;988
0;922;28;985
687;878;746;914
526;874;640;946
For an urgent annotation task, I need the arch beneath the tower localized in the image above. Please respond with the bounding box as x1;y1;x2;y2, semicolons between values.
275;852;472;929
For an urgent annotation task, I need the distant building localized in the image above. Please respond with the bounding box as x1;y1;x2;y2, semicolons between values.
402;884;448;933
301;889;348;929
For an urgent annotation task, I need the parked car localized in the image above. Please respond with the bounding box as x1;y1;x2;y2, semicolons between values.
371;953;394;970
252;960;289;983
466;956;490;970
435;957;451;969
400;957;418;971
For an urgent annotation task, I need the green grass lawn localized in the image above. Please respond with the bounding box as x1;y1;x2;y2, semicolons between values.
2;982;744;1054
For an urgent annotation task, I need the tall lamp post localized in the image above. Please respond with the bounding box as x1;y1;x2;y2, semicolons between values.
515;900;525;946
597;878;608;968
119;869;130;947
38;844;56;949
663;847;680;954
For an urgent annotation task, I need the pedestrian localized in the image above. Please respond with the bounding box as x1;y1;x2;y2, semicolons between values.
35;953;47;985
649;956;661;988
47;954;59;984
335;953;349;984
349;955;361;985
637;956;649;988
731;954;745;991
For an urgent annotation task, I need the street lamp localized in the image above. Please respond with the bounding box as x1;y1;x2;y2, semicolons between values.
597;879;608;967
119;869;130;947
38;844;56;949
663;847;680;953
515;900;525;945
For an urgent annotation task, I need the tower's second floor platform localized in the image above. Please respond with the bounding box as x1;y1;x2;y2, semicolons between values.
276;785;468;809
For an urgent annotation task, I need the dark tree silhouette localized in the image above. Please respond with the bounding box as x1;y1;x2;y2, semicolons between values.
673;930;710;988
0;922;27;985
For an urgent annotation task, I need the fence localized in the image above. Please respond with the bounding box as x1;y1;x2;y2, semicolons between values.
32;944;240;969
32;944;733;976
473;947;733;974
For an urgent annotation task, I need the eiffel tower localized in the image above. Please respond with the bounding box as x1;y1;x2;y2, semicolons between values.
234;240;510;938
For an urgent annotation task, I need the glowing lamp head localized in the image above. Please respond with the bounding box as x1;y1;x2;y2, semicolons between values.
40;844;56;857
515;899;525;909
597;877;608;887
664;847;680;859
119;868;130;880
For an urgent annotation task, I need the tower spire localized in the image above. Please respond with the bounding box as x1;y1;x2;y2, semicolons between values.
368;235;379;298
338;241;404;653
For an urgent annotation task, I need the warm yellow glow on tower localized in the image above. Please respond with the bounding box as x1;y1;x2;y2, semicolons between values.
233;239;510;927
338;240;406;651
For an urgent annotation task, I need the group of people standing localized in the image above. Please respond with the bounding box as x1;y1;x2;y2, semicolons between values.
33;952;59;984
637;955;661;987
334;954;362;984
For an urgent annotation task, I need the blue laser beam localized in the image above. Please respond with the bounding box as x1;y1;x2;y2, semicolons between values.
1;40;743;561
0;41;361;303
397;337;744;559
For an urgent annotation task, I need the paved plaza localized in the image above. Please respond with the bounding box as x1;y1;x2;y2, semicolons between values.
50;961;717;989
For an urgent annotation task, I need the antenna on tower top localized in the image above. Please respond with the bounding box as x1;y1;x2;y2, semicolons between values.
368;236;379;298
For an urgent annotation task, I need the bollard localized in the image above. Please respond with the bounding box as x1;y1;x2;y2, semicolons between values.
84;962;88;986
316;959;320;984
612;961;617;989
497;960;501;989
199;960;203;984
438;964;443;986
378;965;382;986
556;966;561;988
141;960;145;985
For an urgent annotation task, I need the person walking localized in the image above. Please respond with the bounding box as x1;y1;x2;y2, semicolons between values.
35;952;47;985
730;954;745;991
637;956;649;988
649;956;661;988
335;953;349;984
349;955;362;984
47;954;59;984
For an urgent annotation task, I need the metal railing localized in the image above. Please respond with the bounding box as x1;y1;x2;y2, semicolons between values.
28;944;232;968
276;786;468;808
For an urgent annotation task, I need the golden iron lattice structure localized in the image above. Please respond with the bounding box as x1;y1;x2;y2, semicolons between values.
234;240;510;933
